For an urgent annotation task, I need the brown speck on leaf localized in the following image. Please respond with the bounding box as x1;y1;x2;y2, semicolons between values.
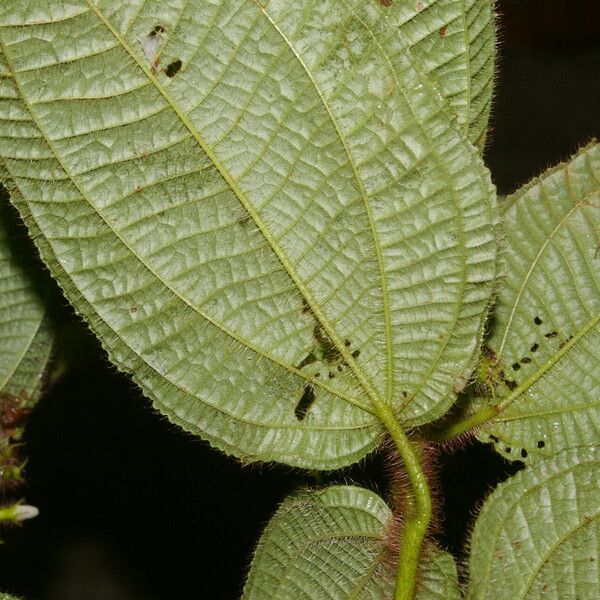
417;1;424;9
439;26;447;37
379;0;394;6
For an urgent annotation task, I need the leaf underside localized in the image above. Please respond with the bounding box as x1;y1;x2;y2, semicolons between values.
0;0;498;468
467;446;600;600
477;143;600;462
243;485;460;600
0;179;53;439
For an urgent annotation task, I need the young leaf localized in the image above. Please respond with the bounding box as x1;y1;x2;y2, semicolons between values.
467;446;599;600
243;485;460;600
476;143;600;461
0;179;53;438
0;1;498;468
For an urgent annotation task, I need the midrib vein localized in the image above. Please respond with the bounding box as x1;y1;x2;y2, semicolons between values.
250;0;396;407
342;0;473;410
0;27;371;414
497;187;599;356
497;308;600;415
84;0;385;412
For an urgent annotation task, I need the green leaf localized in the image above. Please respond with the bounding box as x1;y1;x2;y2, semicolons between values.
0;177;53;439
243;485;460;600
0;1;498;468
476;143;600;462
467;446;600;600
358;0;496;149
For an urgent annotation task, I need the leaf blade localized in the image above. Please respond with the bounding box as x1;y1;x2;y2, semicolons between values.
0;177;53;423
467;446;600;600
243;485;461;600
0;1;498;467
477;143;600;461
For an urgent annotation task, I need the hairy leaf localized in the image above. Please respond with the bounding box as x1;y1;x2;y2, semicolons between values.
0;177;53;443
243;485;460;600
364;0;496;148
467;446;599;600
477;143;600;462
0;1;498;468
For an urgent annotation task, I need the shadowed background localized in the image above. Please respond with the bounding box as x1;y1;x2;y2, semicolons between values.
1;1;599;598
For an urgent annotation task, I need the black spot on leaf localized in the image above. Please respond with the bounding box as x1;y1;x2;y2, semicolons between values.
489;434;499;443
505;380;517;391
558;335;574;349
150;25;166;36
164;59;182;77
344;339;351;347
351;349;360;359
520;449;528;459
505;447;512;454
530;343;539;352
520;357;531;364
544;331;558;339
295;385;315;420
537;440;545;449
534;316;543;325
297;352;317;369
313;323;342;364
512;362;521;371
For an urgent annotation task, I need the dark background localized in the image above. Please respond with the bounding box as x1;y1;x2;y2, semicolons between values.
1;1;599;598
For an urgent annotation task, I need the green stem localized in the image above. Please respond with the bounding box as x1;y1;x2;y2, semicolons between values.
373;403;432;600
0;504;18;522
427;404;499;442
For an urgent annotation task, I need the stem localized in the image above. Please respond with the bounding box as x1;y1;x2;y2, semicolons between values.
427;404;499;442
0;505;17;522
373;403;432;600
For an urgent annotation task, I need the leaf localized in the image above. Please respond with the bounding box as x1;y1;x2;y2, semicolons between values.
243;484;460;600
476;143;600;462
0;177;53;442
467;446;600;600
356;0;496;149
0;1;498;468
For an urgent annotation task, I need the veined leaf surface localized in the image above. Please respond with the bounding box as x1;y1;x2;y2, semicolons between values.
467;446;600;600
243;485;460;600
0;176;53;433
0;1;498;468
477;143;600;462
358;0;496;149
